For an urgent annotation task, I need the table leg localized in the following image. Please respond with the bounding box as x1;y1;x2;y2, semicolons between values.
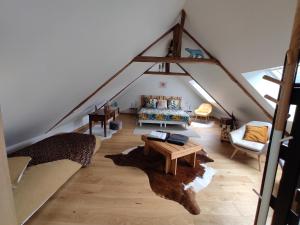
184;153;197;168
104;120;107;137
144;143;150;155
170;159;177;175
165;157;171;174
89;120;92;135
165;157;177;175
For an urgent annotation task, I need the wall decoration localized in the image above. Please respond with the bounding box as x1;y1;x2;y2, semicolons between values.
160;81;167;88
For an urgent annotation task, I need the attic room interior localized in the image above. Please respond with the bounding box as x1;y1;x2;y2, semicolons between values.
1;1;300;225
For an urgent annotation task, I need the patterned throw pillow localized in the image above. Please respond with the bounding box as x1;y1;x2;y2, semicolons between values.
168;99;181;110
146;98;158;108
157;99;168;109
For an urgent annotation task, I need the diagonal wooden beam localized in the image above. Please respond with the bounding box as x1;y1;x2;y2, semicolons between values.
46;60;133;132
183;29;272;120
109;64;156;102
47;26;176;132
183;29;216;59
216;61;272;120
177;63;232;117
138;25;175;56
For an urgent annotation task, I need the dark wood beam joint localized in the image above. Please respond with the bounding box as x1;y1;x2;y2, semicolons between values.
144;71;189;76
133;56;218;64
165;63;170;73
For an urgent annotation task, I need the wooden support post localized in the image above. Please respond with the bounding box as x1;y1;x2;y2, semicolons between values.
165;63;170;73
255;0;300;224
177;10;186;57
172;24;180;56
107;64;155;103
47;26;176;132
0;109;18;225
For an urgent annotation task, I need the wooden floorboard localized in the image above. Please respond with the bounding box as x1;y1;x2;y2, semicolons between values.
25;114;273;225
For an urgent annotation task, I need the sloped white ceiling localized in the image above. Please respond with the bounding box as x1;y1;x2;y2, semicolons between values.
182;0;297;122
1;0;297;148
182;63;269;122
0;0;186;146
184;0;297;75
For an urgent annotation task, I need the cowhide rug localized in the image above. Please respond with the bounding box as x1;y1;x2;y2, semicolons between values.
105;146;215;215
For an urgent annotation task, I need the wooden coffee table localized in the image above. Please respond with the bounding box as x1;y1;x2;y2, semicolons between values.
141;135;203;175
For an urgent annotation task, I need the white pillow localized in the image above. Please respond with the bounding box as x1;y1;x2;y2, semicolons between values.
157;99;168;109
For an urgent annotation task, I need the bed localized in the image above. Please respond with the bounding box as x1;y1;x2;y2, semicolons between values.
138;95;191;127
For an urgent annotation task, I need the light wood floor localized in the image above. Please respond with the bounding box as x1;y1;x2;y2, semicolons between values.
26;114;266;225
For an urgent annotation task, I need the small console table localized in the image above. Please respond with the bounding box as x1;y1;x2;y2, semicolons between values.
88;107;119;137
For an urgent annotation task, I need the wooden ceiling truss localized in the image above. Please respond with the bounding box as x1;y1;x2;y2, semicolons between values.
47;10;271;132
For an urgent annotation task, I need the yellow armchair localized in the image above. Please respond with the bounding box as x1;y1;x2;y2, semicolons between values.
194;103;212;121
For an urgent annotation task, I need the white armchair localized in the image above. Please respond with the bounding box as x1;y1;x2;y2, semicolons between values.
229;121;272;171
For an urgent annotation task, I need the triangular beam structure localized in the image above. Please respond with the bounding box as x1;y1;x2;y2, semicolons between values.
48;10;272;132
143;63;189;76
46;26;175;132
182;28;272;120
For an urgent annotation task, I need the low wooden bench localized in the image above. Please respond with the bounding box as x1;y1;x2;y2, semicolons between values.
141;135;203;175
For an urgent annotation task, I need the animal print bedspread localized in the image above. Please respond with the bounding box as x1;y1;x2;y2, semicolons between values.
9;133;96;167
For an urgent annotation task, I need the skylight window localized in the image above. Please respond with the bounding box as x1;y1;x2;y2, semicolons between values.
189;80;216;103
243;65;299;121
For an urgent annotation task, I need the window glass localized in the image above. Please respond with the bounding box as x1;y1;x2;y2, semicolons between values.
189;80;216;103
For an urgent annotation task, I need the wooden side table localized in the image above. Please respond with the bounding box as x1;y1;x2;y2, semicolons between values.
88;107;119;137
128;107;138;114
141;135;202;175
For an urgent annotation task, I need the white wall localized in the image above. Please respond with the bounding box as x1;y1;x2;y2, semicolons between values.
0;0;186;147
115;74;203;111
183;0;296;122
182;63;271;123
2;0;296;149
184;0;296;75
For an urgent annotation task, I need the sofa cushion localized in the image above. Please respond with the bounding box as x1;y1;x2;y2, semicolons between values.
157;99;167;109
243;125;269;144
168;99;181;110
146;98;157;108
234;139;265;152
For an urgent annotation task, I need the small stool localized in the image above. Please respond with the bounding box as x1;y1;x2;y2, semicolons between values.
109;120;122;130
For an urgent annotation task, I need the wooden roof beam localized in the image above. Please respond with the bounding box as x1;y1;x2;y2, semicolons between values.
47;25;176;132
183;29;272;120
144;71;189;76
173;10;186;57
133;56;218;64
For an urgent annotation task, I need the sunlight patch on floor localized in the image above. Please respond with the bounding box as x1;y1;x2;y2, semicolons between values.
190;121;215;128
